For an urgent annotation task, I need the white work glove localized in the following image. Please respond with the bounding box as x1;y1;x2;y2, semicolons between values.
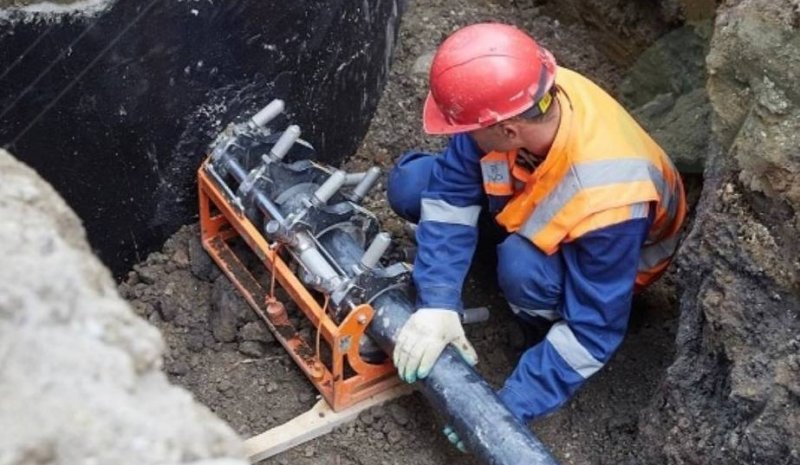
443;425;467;453
393;308;478;383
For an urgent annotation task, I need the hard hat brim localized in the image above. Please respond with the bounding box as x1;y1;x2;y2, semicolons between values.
422;92;484;135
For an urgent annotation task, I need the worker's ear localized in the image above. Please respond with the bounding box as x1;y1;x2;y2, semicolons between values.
499;121;520;141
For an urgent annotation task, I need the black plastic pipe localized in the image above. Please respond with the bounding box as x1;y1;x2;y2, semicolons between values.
317;230;559;465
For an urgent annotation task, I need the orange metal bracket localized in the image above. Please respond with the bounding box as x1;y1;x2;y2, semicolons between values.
198;162;401;411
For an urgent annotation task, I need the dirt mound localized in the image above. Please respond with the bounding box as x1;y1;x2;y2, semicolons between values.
0;150;246;465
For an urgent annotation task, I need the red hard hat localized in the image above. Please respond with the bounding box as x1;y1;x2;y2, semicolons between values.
423;23;557;135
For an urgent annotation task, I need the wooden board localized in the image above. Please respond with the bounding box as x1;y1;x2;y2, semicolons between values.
244;384;414;463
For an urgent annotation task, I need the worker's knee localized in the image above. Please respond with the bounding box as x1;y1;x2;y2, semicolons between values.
387;151;436;223
497;234;564;320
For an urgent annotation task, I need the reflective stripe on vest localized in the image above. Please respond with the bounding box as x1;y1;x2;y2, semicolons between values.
510;156;684;289
518;158;663;242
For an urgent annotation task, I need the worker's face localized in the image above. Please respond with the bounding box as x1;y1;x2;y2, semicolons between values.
469;121;523;153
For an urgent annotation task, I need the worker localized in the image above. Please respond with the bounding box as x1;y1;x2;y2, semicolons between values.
387;22;686;450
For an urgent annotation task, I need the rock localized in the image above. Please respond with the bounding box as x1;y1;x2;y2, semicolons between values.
238;321;274;343
188;233;221;282
266;382;278;393
387;404;409;427
147;311;163;325
134;264;160;285
157;300;178;322
298;391;314;403
217;379;233;393
634;2;800;463
149;252;169;265
238;341;265;358
172;249;190;268
359;410;374;426
210;277;248;342
166;359;190;376
386;429;402;445
304;446;315;458
634;92;675;120
172;310;192;328
130;301;152;318
185;330;206;353
0;150;246;465
411;50;435;75
126;270;140;285
622;24;713;174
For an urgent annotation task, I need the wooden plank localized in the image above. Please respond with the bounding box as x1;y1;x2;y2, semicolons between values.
244;384;414;463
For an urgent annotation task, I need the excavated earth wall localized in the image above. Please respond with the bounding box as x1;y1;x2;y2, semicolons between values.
636;1;800;463
0;149;247;465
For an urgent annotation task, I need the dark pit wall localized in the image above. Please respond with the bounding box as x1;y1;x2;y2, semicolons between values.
0;0;403;277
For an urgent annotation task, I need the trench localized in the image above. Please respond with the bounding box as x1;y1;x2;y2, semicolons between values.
2;0;712;464
119;2;710;464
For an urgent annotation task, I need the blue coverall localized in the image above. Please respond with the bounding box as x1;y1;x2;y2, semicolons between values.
387;134;651;422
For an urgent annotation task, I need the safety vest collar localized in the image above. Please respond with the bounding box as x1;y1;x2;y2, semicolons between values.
478;84;574;199
530;83;574;186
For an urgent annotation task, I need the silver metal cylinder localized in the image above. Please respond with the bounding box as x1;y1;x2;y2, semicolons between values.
360;232;391;269
250;99;285;128
313;170;347;205
344;172;367;186
297;243;340;284
268;125;301;161
351;166;381;203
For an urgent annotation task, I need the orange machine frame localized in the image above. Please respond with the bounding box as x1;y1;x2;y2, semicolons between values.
198;161;401;411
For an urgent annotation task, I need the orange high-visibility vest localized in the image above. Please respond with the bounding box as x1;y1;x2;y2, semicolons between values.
481;68;686;289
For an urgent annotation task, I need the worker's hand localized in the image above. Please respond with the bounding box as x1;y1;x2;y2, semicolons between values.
393;308;478;383
443;425;467;453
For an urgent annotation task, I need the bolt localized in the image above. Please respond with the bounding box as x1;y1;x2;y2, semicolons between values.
357;314;368;325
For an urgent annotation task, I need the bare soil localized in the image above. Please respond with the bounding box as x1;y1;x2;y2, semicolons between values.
120;1;689;464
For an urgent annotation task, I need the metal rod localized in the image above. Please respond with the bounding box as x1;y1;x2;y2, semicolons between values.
344;172;367;186
255;192;286;224
351;166;381;203
225;157;249;184
313;170;347;205
461;306;490;325
360;232;391;269
250;99;285;128
268;125;301;161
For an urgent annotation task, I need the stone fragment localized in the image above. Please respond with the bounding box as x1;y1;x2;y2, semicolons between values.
388;403;409;427
411;49;435;75
172;248;190;268
166;360;190;376
386;429;402;445
189;234;221;281
134;264;159;284
210;277;248;342
238;341;265;358
238;321;274;343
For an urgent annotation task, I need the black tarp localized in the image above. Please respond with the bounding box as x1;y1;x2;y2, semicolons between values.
0;0;402;276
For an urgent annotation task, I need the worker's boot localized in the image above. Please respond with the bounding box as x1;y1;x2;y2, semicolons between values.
506;315;553;352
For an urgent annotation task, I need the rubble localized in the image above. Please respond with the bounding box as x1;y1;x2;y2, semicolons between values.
0;149;246;465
